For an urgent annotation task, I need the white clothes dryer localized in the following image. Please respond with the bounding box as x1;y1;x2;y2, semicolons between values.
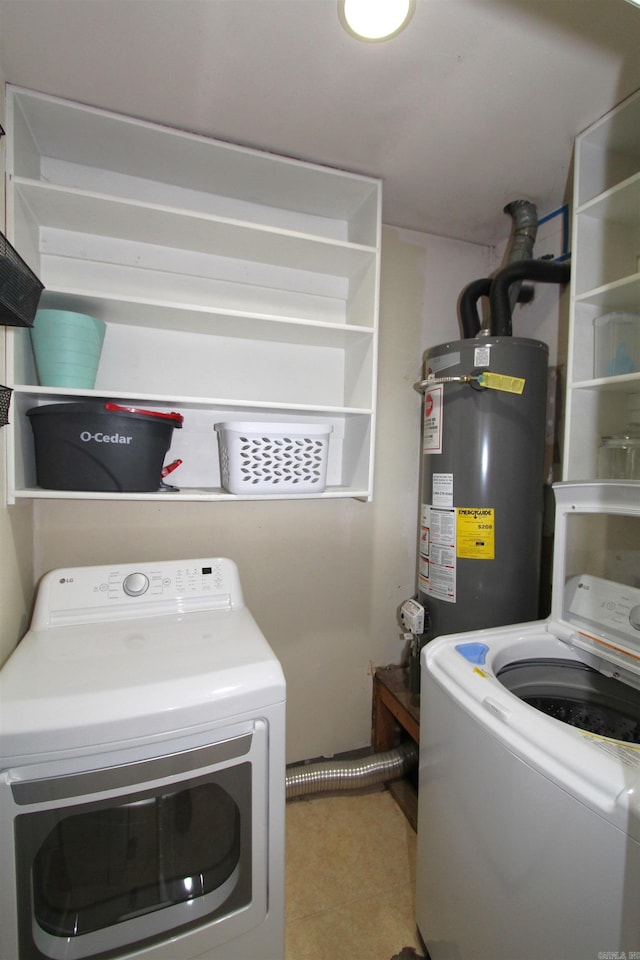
416;482;640;960
0;557;286;960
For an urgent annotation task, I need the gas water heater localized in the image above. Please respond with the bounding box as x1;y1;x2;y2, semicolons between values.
418;335;548;638
415;202;571;642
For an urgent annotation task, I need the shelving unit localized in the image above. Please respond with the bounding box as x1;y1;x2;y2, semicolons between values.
564;87;640;480
4;86;381;502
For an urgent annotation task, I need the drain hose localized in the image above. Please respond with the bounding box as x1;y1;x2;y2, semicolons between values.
285;741;418;800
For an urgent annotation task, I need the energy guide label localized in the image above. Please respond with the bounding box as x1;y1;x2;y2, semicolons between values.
456;508;495;560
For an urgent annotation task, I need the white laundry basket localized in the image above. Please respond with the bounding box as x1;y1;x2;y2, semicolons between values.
214;422;332;494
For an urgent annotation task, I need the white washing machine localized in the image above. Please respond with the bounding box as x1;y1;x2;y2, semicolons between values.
416;481;640;960
0;557;286;960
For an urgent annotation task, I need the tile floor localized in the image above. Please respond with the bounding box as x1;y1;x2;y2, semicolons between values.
285;788;423;960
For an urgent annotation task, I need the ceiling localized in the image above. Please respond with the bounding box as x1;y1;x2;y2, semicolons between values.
1;0;639;246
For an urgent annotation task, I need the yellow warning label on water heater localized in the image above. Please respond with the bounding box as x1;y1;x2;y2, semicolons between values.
456;508;495;559
477;372;525;394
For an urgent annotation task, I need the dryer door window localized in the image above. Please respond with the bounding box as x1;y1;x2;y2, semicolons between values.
11;726;265;960
31;779;242;939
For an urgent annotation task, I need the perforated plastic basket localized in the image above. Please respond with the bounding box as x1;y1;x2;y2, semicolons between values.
214;422;332;494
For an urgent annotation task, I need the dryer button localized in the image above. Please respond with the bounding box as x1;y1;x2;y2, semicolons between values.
630;604;640;632
123;572;149;597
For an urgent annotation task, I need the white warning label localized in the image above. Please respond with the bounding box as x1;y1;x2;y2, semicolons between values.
422;384;443;454
432;472;453;507
581;732;640;769
419;504;456;603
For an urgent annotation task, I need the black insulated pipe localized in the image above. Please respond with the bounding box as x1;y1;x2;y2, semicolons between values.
459;277;491;338
459;277;534;339
489;259;571;337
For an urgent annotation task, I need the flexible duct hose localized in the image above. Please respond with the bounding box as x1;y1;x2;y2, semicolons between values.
285;741;418;801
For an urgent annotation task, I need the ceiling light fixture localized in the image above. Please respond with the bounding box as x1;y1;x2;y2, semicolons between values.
338;0;415;42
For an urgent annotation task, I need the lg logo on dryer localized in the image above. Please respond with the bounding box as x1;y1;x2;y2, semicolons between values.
80;431;133;444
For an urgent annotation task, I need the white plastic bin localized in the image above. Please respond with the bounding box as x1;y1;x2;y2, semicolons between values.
214;422;332;494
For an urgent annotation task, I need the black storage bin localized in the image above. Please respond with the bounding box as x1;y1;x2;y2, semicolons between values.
27;402;183;492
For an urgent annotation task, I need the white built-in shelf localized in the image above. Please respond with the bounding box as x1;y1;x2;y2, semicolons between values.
564;87;640;481
4;86;381;502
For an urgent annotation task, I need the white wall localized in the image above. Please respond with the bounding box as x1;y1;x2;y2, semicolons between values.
28;225;491;762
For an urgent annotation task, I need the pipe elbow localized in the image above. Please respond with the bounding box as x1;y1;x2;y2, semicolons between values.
459;278;491;339
490;259;571;337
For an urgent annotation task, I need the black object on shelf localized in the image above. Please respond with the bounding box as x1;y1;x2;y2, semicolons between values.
0;231;45;328
0;385;12;427
27;402;184;492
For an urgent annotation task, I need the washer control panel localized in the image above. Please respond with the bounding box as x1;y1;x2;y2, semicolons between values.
564;575;640;647
31;558;244;628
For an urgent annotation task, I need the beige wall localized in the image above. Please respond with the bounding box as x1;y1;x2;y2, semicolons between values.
26;226;490;763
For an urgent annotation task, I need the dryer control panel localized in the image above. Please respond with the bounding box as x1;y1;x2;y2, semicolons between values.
31;557;244;628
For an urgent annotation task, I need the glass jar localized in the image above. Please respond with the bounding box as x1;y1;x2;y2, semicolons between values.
598;434;640;480
598;394;640;480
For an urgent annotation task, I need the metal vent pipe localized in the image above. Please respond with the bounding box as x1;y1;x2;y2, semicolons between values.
503;199;538;312
285;741;418;801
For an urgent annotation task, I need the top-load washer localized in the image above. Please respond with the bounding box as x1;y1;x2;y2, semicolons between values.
0;557;286;960
416;481;640;960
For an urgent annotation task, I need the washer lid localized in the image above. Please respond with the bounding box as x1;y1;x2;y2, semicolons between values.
549;482;640;679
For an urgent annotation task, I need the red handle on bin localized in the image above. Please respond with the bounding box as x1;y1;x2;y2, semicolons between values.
104;403;183;426
161;459;183;478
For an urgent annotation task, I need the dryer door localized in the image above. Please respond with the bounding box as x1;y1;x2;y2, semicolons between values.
0;720;268;960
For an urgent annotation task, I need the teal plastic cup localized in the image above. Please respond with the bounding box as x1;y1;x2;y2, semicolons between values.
31;310;106;389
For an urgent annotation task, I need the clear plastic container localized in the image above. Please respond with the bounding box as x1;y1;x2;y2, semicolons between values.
593;313;640;379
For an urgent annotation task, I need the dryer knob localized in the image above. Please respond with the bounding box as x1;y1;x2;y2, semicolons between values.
123;572;149;597
630;605;640;632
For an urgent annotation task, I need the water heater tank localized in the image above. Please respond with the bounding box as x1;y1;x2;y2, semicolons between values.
418;335;548;639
